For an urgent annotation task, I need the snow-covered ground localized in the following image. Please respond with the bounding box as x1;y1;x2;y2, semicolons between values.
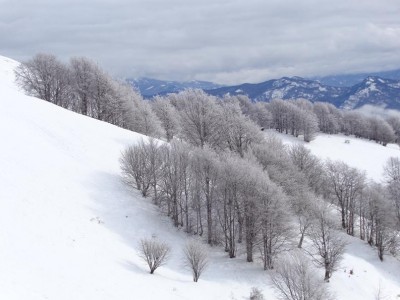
0;55;399;299
274;131;400;182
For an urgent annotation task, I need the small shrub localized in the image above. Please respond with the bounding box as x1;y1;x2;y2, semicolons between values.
139;237;170;274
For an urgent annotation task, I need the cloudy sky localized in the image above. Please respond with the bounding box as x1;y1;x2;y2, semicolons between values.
1;0;399;84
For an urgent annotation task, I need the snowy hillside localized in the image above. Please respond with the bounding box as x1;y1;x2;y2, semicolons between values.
0;55;400;300
0;55;269;300
275;131;400;182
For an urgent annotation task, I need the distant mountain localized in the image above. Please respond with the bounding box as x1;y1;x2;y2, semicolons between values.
341;76;400;109
314;69;400;87
127;77;223;98
206;77;346;106
205;76;400;110
127;74;400;110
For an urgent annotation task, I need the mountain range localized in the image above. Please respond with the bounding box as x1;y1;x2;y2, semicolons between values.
129;69;400;110
207;76;400;110
127;77;222;97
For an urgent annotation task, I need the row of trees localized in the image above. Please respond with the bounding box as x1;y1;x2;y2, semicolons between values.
288;143;399;261
15;53;161;136
121;139;292;270
16;54;400;148
122;135;400;275
151;91;399;146
139;237;208;282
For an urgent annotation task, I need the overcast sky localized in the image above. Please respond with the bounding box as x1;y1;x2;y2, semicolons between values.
1;0;399;84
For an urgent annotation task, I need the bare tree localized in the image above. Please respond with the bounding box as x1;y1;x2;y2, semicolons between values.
217;153;244;258
152;96;180;142
342;111;368;137
258;178;293;270
183;240;209;282
219;100;264;157
174;89;222;149
131;99;163;138
139;237;170;274
301;110;319;142
270;251;332;300
268;99;289;134
249;287;265;300
383;157;400;183
364;183;399;260
69;56;97;115
313;102;340;134
15;53;71;107
190;146;220;244
251;102;272;129
69;56;137;128
159;140;192;227
120;139;157;198
387;116;400;145
120;142;145;191
383;157;400;228
288;144;324;195
325;160;365;235
306;204;347;281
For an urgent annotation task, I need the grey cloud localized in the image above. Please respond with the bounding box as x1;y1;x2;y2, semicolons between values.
0;0;399;84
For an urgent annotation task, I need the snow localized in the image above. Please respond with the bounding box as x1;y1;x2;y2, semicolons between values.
0;55;400;299
319;86;327;92
274;131;400;182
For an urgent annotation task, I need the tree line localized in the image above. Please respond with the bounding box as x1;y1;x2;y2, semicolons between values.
121;136;399;275
16;53;400;148
14;53;160;135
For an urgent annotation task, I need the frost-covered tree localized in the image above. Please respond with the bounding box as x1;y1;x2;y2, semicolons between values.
139;237;170;274
174;89;222;149
306;203;347;281
270;251;332;300
183;240;209;282
386;116;400;145
342;111;368;137
364;183;399;260
288;144;324;195
15;53;71;107
268;99;289;134
325;160;365;235
131;99;163;138
120;139;153;197
301;110;319;142
313;102;340;134
152;96;180;141
190;146;220;244
216;153;250;257
258;177;293;270
219;101;264;157
249;287;265;300
384;157;400;228
368;117;396;146
251;102;272;129
158;140;191;227
69;56;98;115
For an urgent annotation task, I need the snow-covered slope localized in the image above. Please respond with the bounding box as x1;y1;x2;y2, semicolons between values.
0;55;399;300
0;56;269;300
276;131;400;182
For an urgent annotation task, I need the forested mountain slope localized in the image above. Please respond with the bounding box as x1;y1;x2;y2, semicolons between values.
0;55;399;299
